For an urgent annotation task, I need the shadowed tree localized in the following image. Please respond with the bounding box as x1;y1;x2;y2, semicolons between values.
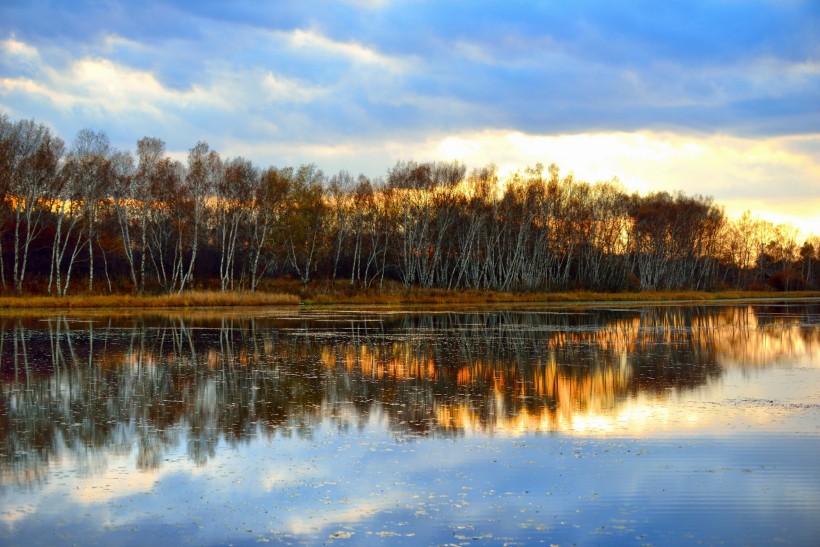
0;114;15;290
144;154;188;293
4;118;65;293
328;170;355;282
49;144;83;296
181;141;219;292
247;166;290;291
135;137;166;292
216;157;256;291
59;129;113;294
109;150;138;291
284;164;327;286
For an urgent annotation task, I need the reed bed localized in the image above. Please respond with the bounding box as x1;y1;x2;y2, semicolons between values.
0;287;817;310
0;290;300;309
304;288;820;306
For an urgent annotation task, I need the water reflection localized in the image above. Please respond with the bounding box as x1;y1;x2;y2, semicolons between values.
1;303;818;488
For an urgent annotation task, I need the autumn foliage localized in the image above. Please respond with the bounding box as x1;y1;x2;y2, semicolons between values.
0;113;818;297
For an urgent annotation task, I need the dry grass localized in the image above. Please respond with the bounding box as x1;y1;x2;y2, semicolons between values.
0;290;300;310
303;286;820;306
0;285;817;311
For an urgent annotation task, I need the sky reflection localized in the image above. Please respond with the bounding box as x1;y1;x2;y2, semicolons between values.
0;303;819;545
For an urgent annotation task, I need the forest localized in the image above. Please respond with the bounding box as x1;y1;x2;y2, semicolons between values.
0;112;817;296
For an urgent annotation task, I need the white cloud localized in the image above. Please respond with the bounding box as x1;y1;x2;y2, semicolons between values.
0;38;229;117
97;33;153;56
0;36;329;123
261;71;326;103
725;56;820;95
272;28;410;73
1;35;39;62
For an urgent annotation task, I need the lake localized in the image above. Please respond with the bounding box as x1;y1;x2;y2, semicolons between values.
1;302;819;545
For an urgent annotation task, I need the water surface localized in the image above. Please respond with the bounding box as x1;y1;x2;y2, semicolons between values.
1;302;819;545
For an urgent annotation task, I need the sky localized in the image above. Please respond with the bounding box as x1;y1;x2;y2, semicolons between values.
1;0;819;234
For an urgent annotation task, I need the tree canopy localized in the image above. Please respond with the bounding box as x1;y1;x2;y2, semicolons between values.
0;113;816;295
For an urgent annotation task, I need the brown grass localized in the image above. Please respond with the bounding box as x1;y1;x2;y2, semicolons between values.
302;285;820;306
0;290;300;309
0;285;817;311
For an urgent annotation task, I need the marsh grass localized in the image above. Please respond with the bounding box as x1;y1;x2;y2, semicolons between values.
303;284;820;306
0;290;300;309
0;284;817;310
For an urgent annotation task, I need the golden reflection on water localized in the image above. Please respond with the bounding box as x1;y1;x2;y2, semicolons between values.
0;303;818;485
302;304;819;437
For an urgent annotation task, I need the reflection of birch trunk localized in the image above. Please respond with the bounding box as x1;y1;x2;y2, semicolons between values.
181;316;198;367
47;316;67;369
219;317;235;369
12;321;19;383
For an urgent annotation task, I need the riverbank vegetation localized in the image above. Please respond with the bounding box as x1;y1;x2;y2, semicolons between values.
0;290;299;309
1;113;818;299
300;285;820;306
0;280;818;310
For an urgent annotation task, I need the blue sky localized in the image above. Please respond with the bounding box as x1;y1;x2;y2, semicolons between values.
1;0;819;233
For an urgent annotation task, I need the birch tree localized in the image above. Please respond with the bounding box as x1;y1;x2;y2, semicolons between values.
109;151;139;291
49;147;84;296
181;142;218;291
6;119;64;293
144;156;188;293
65;129;113;293
284;164;327;286
0;114;16;289
248;166;290;291
135;137;166;292
216;157;255;291
328;170;354;282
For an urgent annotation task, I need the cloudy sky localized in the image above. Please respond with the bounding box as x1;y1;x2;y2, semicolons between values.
1;0;818;233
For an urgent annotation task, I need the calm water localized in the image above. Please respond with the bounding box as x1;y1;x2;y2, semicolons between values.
1;302;819;546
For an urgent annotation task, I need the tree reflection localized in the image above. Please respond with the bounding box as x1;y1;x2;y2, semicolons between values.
0;304;818;486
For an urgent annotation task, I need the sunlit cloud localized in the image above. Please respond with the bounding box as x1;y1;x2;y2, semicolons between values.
274;28;409;72
0;39;229;117
1;35;38;62
0;35;335;147
261;71;327;103
96;33;153;56
426;130;820;235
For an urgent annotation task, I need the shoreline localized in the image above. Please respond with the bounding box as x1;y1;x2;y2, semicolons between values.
301;289;820;307
0;288;817;311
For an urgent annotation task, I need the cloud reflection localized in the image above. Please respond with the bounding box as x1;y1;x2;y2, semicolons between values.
0;303;817;488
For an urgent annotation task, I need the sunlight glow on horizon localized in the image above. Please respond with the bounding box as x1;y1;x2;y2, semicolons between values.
145;128;820;239
432;130;820;236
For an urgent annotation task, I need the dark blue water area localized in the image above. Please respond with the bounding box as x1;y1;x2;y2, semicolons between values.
3;430;818;546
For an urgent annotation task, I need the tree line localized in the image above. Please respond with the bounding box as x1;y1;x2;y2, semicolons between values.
0;112;817;295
